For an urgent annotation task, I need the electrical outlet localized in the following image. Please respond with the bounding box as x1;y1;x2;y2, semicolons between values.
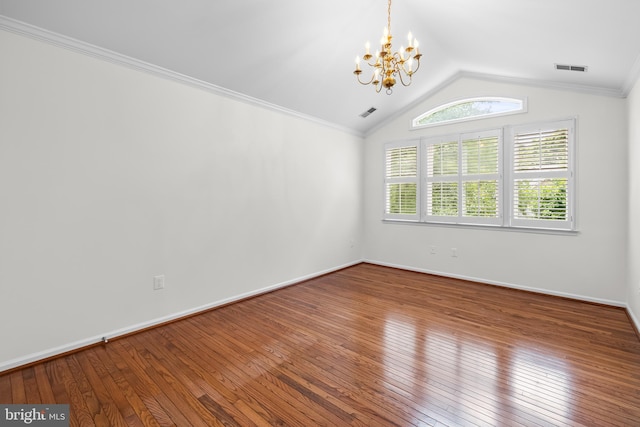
430;245;436;254
153;275;165;290
451;248;458;257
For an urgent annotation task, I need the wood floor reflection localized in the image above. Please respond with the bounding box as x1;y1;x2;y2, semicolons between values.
2;263;640;426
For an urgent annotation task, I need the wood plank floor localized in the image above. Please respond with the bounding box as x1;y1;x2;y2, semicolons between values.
2;263;640;426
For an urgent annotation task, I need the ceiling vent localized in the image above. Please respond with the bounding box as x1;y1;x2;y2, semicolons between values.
360;107;377;118
555;64;588;72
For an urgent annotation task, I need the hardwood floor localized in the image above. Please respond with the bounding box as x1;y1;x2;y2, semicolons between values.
2;263;640;426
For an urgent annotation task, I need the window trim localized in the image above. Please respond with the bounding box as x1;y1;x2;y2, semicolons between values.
505;119;576;231
383;140;420;222
411;96;528;130
422;129;503;226
383;118;577;232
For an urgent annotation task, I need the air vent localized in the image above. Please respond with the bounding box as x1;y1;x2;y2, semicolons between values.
555;64;588;72
360;107;377;118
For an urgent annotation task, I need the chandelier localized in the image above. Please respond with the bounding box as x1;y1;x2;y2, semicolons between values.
353;0;421;94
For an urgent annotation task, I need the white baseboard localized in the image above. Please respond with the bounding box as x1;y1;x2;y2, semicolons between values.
4;259;633;373
363;259;627;308
627;304;640;335
0;260;362;373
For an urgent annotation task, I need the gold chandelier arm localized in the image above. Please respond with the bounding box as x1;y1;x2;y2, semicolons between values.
410;55;421;74
398;53;421;76
354;70;376;86
366;58;381;68
396;67;412;87
354;69;383;93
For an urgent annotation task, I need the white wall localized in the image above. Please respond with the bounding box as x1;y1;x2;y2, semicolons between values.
364;77;629;305
2;26;636;372
0;30;363;370
628;78;640;328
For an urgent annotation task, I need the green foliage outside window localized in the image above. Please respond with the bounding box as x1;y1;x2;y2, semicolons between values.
416;98;523;127
464;181;498;217
515;179;567;220
387;183;417;215
429;182;458;216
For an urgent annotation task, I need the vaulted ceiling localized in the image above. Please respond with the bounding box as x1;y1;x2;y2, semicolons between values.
2;0;640;135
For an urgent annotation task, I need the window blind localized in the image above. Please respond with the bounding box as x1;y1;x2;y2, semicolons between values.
382;118;575;231
513;129;569;173
425;140;458;217
510;120;574;229
461;134;500;219
384;143;419;220
386;146;417;178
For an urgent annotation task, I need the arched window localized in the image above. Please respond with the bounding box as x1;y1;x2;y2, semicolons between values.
412;97;526;129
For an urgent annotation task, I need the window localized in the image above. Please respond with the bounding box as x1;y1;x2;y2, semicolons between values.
508;120;575;230
425;137;459;218
384;141;419;221
412;97;527;129
383;119;576;231
423;130;502;225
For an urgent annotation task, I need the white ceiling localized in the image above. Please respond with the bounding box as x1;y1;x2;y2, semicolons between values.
2;0;640;135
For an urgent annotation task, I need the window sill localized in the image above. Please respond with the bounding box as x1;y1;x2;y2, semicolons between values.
381;219;579;236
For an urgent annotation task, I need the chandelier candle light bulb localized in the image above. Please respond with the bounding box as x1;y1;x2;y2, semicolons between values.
353;0;422;94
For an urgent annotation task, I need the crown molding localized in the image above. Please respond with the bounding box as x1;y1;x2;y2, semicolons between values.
0;15;362;138
363;70;626;137
459;71;625;98
3;13;630;138
622;53;640;97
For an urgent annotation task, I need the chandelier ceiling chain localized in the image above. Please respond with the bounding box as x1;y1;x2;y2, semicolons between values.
353;0;421;94
386;0;392;35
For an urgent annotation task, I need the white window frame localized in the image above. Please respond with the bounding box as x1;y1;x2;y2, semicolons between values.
383;118;577;232
506;119;576;230
383;140;420;222
422;129;503;226
422;134;460;223
411;97;528;130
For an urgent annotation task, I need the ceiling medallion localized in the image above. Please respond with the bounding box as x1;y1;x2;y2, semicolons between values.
353;0;421;94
